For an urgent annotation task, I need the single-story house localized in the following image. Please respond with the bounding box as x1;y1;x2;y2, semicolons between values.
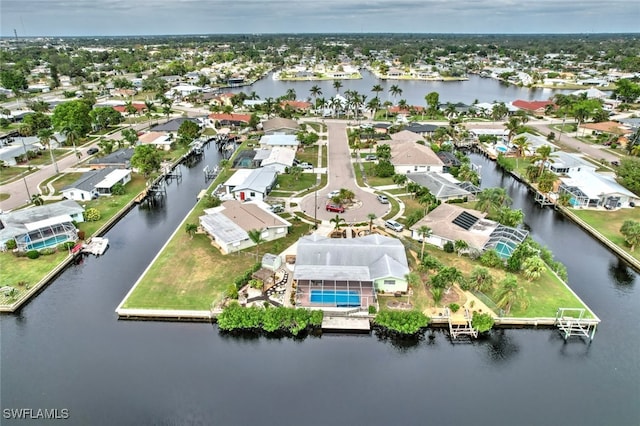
61;167;132;201
151;117;202;133
138;131;172;151
261;117;301;135
516;132;559;155
390;130;425;144
410;203;528;258
113;103;146;115
406;172;473;202
165;84;203;98
512;99;555;115
259;134;299;150
88;148;134;169
199;200;291;254
578;121;633;139
547;152;597;175
223;167;278;202
436;151;462;171
389;139;444;174
259;148;296;173
0;134;66;166
558;170;639;209
280;100;312;112
208;113;251;127
0;200;84;251
294;234;410;309
403;123;440;136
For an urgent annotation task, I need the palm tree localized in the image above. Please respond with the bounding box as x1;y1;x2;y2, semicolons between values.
537;170;557;194
247;229;265;259
418;192;436;215
185;223;198;239
504;116;522;143
60;124;81;159
511;135;531;158
367;97;381;120
309;85;322;108
330;214;346;230
389;85;402;103
522;257;547;281
532;145;556;176
494;275;528;315
392;173;407;186
475;187;511;214
454;240;469;257
31;193;44;206
417;225;431;260
469;266;493;293
37;128;59;174
367;213;377;233
285;88;296;101
333;81;343;94
371;84;383;99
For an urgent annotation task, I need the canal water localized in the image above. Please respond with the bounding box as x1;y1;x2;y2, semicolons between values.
1;146;638;424
231;69;576;105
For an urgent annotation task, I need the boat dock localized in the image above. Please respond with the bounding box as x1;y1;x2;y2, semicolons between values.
321;315;371;332
82;237;109;255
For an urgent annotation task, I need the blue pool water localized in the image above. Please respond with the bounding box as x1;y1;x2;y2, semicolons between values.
310;290;361;307
496;145;508;153
26;235;72;250
494;241;516;258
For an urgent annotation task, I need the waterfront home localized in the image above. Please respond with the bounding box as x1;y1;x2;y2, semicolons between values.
223;167;277;202
261;117;300;135
389;139;444;174
208;113;251;127
0;200;84;251
61;168;132;201
512;100;555;116
164;84;202;99
293;234;410;309
257;148;296;173
280;100;312;113
547;152;596;175
87;148;134;170
151;117;202;133
558;170;639;209
138;131;172;151
410;203;528;258
517;132;559;155
258;134;299;150
199;200;291;255
406;172;473;202
403;123;440;137
436;151;462;172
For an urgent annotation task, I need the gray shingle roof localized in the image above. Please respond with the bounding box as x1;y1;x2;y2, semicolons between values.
407;172;471;200
63;167;117;192
151;117;200;132
88;148;134;166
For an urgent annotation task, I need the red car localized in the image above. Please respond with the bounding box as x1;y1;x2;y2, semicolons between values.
326;203;345;213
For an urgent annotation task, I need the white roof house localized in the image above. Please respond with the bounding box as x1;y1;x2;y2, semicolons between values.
61;168;132;201
389;139;444;174
259;134;299;150
559;170;639;209
406;172;472;201
548;152;597;175
517;132;559;155
259;147;295;173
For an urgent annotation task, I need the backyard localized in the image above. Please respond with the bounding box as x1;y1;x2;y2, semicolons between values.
572;208;640;262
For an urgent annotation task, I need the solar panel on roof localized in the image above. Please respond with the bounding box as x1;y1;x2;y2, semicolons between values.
452;211;480;230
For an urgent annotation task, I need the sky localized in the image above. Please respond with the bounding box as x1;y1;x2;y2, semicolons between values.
1;0;638;37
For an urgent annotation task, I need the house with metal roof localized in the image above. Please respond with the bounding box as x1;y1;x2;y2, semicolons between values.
61;168;132;201
259;148;296;173
259;134;299;150
223;167;277;202
0;200;84;251
558;170;639;209
547;152;596;175
410;203;528;258
199;200;291;255
406;172;473;202
293;234;410;309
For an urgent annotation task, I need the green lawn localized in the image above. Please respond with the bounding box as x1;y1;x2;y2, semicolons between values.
572;208;640;262
360;162;395;187
50;173;84;193
276;173;317;192
296;145;319;166
28;149;70;167
0;251;69;304
296;174;327;197
382;194;400;220
399;196;425;220
0;166;34;184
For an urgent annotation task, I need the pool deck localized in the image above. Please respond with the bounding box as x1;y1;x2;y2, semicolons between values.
321;316;371;332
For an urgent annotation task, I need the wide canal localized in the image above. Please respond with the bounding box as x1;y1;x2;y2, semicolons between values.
1;142;638;426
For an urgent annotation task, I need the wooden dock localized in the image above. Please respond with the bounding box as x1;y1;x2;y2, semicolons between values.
321;316;371;332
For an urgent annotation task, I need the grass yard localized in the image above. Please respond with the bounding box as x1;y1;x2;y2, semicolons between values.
382;195;400;220
0;251;69;304
572;208;640;263
297;174;327;197
276;173;317;192
296;145;318;165
50;173;84;193
398;196;425;220
0;166;35;184
360;162;395;187
28;149;70;167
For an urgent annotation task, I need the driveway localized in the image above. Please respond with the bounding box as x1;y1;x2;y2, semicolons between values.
299;121;389;222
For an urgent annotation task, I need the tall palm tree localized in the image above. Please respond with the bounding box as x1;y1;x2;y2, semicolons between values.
504;116;522;143
31;193;44;206
495;275;528;315
333;81;343;94
532;145;556;176
285;88;296;101
60;124;81;158
37;128;59;173
367;213;377;233
511;135;531;158
417;225;431;260
371;84;383;99
185;223;198;240
475;187;511;214
310;85;322;107
330;214;346;230
389;85;402;103
522;257;547;281
247;229;265;259
367;97;381;120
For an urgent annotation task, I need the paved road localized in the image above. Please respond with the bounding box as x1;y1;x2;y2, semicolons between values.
528;122;620;163
299;121;389;222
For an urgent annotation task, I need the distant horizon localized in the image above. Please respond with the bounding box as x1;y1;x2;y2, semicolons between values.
2;0;638;37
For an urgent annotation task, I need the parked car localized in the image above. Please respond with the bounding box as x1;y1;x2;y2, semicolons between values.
365;154;377;161
385;220;404;232
327;190;341;199
326;203;345;213
87;147;99;155
299;162;313;170
377;194;389;204
268;204;284;213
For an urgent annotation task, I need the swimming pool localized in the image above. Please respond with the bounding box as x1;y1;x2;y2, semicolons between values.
496;145;508;153
310;290;361;307
26;235;73;251
494;241;517;258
